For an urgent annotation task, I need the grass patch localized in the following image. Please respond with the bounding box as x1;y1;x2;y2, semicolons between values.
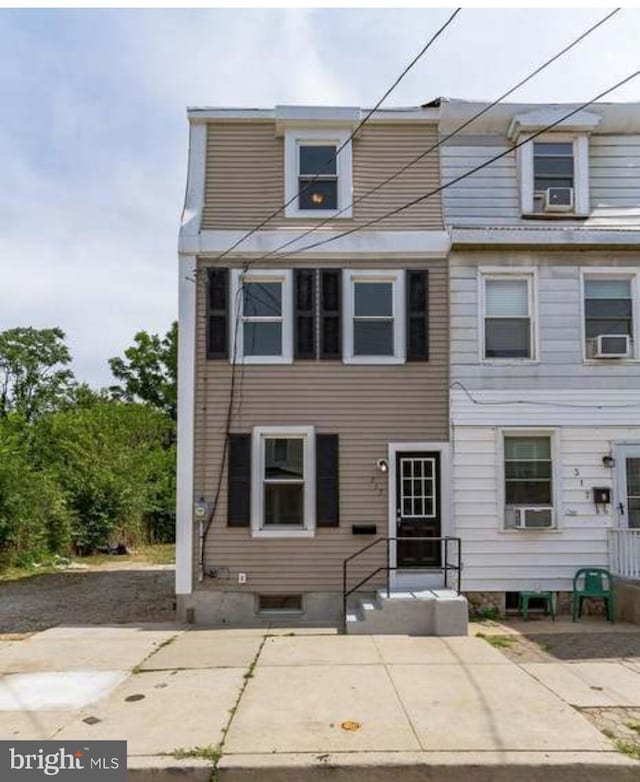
470;606;501;622
172;745;221;762
615;739;640;761
626;721;640;734
536;640;552;652
476;633;517;649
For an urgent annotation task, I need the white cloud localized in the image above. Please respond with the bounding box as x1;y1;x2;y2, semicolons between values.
0;7;638;387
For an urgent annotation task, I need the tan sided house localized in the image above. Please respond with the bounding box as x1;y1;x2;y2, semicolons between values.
176;105;465;630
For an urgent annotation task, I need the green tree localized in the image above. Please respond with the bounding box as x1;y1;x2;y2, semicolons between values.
0;415;71;566
0;327;75;421
108;322;177;420
31;400;175;552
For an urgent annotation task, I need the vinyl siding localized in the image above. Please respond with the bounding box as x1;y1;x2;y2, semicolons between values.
192;256;449;593
450;249;640;389
440;133;640;229
202;121;443;231
453;425;640;592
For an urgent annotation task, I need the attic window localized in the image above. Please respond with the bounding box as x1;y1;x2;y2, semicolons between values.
284;129;353;219
298;145;337;210
518;134;589;217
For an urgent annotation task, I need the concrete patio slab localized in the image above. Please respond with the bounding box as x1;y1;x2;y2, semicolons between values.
56;668;245;755
522;662;640;707
0;710;74;739
258;635;380;667
0;637;168;673
389;663;611;751
0;671;128;710
224;664;420;754
140;632;262;670
218;751;640;782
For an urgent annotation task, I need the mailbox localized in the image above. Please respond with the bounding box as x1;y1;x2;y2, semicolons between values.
593;487;611;505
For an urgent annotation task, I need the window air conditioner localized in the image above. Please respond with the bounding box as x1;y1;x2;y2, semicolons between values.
594;334;631;359
511;507;553;530
544;187;574;212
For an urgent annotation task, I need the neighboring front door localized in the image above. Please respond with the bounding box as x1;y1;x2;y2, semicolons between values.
617;446;640;529
396;451;441;567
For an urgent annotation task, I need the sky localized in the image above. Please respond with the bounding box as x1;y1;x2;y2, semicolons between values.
1;7;639;387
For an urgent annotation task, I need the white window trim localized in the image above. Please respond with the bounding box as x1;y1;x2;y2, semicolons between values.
230;269;293;365
496;428;561;533
478;267;538;364
284;128;353;219
579;267;640;364
342;269;406;365
251;426;315;539
518;132;589;217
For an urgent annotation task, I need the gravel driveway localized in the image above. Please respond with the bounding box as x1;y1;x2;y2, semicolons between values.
0;564;175;634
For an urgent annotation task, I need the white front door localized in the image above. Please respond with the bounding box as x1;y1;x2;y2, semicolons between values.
616;445;640;529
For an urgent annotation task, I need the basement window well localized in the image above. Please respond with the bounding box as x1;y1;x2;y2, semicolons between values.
257;594;303;613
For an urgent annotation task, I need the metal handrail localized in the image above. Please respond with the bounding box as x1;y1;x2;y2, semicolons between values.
342;536;462;632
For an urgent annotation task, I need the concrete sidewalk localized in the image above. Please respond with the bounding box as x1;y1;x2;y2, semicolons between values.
0;623;639;781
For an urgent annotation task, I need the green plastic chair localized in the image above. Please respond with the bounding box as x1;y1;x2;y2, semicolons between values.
571;568;614;623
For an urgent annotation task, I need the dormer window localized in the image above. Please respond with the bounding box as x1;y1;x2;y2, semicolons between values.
532;142;574;213
509;108;599;219
298;145;337;210
284;129;352;219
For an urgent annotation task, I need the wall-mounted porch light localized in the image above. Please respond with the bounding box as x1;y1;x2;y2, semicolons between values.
602;455;615;469
376;458;389;474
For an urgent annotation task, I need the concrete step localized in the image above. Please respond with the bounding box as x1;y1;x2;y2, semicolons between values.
346;589;468;636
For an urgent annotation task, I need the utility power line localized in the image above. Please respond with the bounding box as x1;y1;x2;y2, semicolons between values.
212;8;461;265
244;8;621;267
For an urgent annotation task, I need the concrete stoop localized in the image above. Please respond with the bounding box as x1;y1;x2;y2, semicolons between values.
216;752;640;782
346;589;468;635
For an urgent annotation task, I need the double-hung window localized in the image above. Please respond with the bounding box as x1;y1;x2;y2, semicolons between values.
284;129;352;218
298;145;338;210
343;270;405;364
584;277;634;359
483;275;534;360
251;426;315;538
231;270;293;364
533;142;574;212
504;435;554;529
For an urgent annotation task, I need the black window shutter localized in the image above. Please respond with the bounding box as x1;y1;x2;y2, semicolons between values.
406;270;429;361
206;268;229;359
228;434;251;527
294;269;316;359
320;270;341;359
316;434;339;527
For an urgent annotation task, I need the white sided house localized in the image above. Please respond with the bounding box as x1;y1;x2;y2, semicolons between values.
441;99;640;615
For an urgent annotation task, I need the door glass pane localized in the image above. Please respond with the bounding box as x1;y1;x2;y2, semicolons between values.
485;279;528;316
243;322;282;356
243;282;281;317
264;484;304;526
485;319;530;358
265;438;304;480
399;458;436;518
627;458;640;528
354;320;393;356
354;282;393;317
